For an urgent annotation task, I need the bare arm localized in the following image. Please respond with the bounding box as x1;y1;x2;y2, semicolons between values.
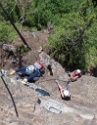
57;84;65;98
70;75;79;82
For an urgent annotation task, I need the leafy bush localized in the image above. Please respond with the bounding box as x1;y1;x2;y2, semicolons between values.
48;0;97;71
0;21;17;43
33;0;82;29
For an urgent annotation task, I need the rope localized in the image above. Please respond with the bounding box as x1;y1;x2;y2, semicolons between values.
0;3;31;51
0;70;19;117
38;77;69;83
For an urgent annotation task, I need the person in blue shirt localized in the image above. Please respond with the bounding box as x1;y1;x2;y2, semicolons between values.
10;62;45;83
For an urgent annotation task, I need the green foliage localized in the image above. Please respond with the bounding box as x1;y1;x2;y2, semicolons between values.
0;0;83;28
18;45;29;53
0;0;84;28
48;0;97;71
34;0;82;29
0;21;17;43
0;0;97;71
0;0;20;22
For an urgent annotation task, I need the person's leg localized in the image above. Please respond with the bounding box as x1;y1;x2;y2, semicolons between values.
66;83;70;90
27;70;40;82
15;67;26;73
15;67;27;76
10;67;26;75
69;77;75;82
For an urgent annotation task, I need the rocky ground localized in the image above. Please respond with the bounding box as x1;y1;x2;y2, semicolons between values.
0;30;97;125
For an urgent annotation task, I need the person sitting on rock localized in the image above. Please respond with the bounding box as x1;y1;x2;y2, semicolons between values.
10;62;45;84
56;80;71;100
69;69;82;82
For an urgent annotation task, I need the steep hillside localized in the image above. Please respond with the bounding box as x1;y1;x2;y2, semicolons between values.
0;30;97;125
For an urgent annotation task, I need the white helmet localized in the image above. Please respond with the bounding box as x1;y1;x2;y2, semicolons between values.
76;69;81;74
64;90;70;97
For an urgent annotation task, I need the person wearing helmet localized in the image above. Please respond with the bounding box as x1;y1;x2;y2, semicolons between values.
10;61;45;84
69;69;82;82
56;81;71;100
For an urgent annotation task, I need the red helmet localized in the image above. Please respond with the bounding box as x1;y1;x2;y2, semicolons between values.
38;62;43;67
34;62;43;69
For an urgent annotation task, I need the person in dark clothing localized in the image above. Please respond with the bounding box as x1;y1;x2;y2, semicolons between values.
10;62;45;83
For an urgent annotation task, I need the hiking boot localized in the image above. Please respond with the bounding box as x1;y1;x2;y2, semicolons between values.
21;81;27;85
21;78;27;84
10;71;15;75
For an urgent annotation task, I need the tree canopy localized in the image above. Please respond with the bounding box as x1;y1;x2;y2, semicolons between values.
48;0;97;71
0;0;97;72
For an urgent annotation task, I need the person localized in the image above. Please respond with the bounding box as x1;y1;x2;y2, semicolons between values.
56;80;71;100
10;61;45;84
69;69;82;82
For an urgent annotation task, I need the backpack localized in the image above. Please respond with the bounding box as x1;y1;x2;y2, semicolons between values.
34;62;45;75
26;65;35;75
34;62;43;69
